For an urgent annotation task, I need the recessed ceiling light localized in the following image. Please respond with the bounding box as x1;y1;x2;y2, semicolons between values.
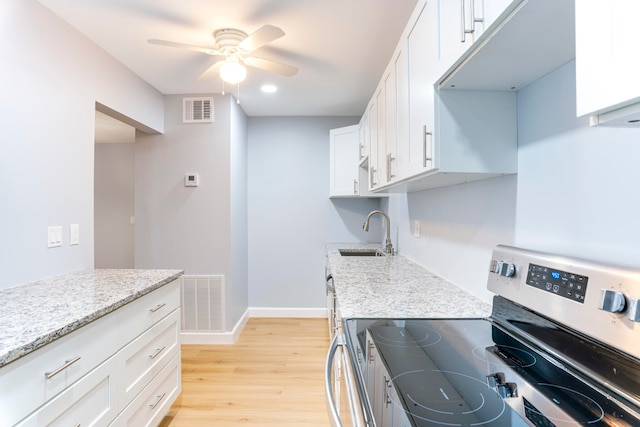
261;84;277;93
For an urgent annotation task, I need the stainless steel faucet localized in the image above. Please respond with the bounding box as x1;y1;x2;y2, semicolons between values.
363;210;394;255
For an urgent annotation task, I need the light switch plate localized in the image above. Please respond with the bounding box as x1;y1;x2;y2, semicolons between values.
69;224;79;245
413;220;421;238
48;226;62;248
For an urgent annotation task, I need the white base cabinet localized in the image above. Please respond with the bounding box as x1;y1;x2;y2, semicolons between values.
1;280;181;427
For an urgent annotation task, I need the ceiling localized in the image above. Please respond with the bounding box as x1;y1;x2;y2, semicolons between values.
39;0;418;118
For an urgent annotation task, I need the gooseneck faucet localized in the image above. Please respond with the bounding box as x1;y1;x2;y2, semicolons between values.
363;210;394;255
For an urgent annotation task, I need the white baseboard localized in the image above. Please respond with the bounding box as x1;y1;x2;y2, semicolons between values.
180;307;327;344
249;307;328;318
180;308;249;345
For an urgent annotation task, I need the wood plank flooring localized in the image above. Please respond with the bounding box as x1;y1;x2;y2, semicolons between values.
159;318;331;426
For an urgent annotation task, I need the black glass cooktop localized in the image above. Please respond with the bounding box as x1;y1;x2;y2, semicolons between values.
344;299;640;427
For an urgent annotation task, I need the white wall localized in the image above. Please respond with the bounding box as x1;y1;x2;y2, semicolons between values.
247;117;382;309
94;143;135;268
0;0;163;289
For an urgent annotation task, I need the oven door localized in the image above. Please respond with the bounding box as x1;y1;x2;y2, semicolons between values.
325;334;368;427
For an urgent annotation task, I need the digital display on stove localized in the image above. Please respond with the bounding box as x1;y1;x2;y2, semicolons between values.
526;263;588;303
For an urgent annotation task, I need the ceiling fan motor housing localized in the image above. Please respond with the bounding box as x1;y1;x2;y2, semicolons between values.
214;28;247;52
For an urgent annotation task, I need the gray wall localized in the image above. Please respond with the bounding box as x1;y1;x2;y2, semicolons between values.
94;143;135;268
135;94;249;330
229;98;249;327
247;116;382;309
0;0;163;290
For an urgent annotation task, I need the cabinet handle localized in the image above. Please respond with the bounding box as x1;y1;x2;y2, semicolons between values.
353;179;358;195
149;303;166;313
423;126;433;168
45;356;81;379
386;153;396;181
149;392;166;409
367;341;375;363
370;166;377;186
149;346;167;360
461;0;483;42
384;376;393;408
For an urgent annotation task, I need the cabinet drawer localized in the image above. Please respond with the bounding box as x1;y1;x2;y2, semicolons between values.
15;354;118;427
118;309;180;409
0;311;120;427
115;352;181;427
116;280;180;345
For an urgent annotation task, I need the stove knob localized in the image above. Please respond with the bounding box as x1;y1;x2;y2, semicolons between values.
599;289;626;313
499;262;516;278
489;260;516;277
496;382;517;398
628;299;640;322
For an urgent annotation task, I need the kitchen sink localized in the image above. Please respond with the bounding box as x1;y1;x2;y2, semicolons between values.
338;248;385;257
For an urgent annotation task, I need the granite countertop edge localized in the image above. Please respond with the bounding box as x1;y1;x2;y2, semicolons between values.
0;269;183;369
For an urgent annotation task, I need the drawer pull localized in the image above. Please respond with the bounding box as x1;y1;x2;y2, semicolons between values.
149;346;167;360
45;356;81;379
149;392;166;409
149;303;166;313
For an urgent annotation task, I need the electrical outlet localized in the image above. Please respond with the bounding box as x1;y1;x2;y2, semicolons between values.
69;224;80;245
413;220;421;238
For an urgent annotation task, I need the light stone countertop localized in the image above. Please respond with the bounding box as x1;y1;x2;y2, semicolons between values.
0;269;183;368
327;243;492;319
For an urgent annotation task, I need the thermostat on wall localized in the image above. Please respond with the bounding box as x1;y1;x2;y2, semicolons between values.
185;173;199;187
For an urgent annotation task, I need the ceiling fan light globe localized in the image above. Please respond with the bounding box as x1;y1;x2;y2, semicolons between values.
220;61;247;84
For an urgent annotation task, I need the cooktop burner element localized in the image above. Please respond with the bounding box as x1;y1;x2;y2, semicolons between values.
392;369;508;426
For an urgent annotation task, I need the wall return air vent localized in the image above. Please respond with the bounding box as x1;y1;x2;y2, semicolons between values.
183;97;213;123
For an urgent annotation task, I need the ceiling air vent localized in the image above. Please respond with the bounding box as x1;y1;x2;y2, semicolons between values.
183;97;213;123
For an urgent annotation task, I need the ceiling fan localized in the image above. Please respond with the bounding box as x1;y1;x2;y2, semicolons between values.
148;24;298;84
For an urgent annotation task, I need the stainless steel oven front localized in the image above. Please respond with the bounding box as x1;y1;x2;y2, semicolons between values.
330;245;640;427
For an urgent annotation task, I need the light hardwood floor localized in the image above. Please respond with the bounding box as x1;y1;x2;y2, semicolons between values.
159;318;331;426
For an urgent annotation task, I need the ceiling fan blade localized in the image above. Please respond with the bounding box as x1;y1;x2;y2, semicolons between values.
148;39;220;56
244;56;298;76
239;24;285;52
196;60;226;81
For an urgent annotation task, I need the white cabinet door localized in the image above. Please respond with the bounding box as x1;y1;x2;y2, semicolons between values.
439;0;480;70
576;0;640;119
484;0;515;28
329;125;360;197
404;0;439;177
15;355;118;427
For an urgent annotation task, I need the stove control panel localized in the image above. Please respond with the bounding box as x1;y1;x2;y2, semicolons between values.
487;245;640;361
525;263;588;304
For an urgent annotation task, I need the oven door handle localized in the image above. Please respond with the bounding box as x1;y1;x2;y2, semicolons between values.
325;334;343;427
325;334;367;427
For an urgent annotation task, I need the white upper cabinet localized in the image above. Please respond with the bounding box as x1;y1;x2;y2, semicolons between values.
439;0;514;72
402;0;439;178
329;124;385;198
329;125;360;197
576;0;640;126
439;0;480;70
